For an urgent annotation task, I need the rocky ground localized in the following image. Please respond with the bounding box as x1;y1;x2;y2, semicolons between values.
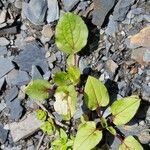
0;0;150;149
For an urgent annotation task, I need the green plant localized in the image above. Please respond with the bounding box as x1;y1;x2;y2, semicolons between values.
25;13;143;150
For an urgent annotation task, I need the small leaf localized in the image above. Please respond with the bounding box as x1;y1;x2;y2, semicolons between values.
36;109;47;121
55;12;88;54
60;128;68;143
68;66;81;85
106;126;116;136
53;72;71;86
73;121;102;150
118;136;143;150
67;54;74;66
54;86;77;120
40;121;54;135
110;96;141;126
25;80;51;101
84;76;109;110
100;117;108;128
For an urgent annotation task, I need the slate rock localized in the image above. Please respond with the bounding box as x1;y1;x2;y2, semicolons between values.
4;86;18;103
62;0;79;11
0;37;9;46
92;0;115;27
47;0;59;23
0;46;7;55
31;65;42;80
0;125;8;144
13;42;49;73
0;77;4;90
0;57;14;78
22;0;47;25
7;98;23;121
6;69;30;87
113;0;136;21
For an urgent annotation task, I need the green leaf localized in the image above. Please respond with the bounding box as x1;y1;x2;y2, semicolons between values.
84;76;109;110
106;126;116;135
36;109;47;121
67;54;74;66
110;96;141;125
60;128;68;143
53;72;71;86
54;86;77;120
55;12;88;54
118;136;143;150
100;117;108;128
40;121;54;135
73;121;102;150
25;80;51;101
68;66;81;85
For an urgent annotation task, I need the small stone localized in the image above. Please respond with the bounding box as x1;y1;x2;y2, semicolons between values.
0;100;6;112
0;77;4;90
6;69;30;87
113;0;136;21
0;46;7;55
0;37;10;46
13;42;49;73
15;0;23;9
62;0;80;11
0;9;7;24
8;113;42;142
92;0;115;27
106;59;118;74
143;51;150;62
42;24;53;39
22;0;47;25
47;0;59;23
0;125;8;144
31;65;42;80
0;57;14;78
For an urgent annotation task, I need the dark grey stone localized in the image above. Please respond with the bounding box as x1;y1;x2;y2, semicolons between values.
0;57;14;78
47;0;59;23
31;65;42;80
7;98;23;121
62;0;80;11
6;70;30;87
113;0;136;21
4;86;18;103
92;0;115;27
22;0;47;25
0;46;7;55
13;42;49;73
0;77;4;90
142;84;150;97
0;125;8;144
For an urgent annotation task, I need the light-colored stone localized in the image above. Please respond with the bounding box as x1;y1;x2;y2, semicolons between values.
0;10;7;24
0;37;10;46
42;24;53;39
106;59;118;73
8;113;42;142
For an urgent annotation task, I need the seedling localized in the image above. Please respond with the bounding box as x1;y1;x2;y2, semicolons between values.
25;13;143;150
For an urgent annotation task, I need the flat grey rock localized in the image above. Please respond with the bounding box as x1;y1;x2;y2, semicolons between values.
22;0;47;25
113;0;136;21
0;57;14;78
0;125;8;144
0;37;10;46
47;0;59;23
0;77;4;90
0;46;7;55
92;0;115;27
8;113;42;142
13;42;49;73
7;98;23;121
62;0;79;11
31;65;42;80
6;69;30;87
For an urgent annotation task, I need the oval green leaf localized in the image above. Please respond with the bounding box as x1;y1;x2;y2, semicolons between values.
84;76;109;110
55;12;88;54
25;79;51;101
118;136;143;150
110;96;141;126
73;121;102;150
106;126;116;136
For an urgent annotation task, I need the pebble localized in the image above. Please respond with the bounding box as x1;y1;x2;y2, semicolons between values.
62;0;80;11
47;0;59;23
15;0;22;9
0;37;10;46
8;113;42;142
13;42;49;73
106;59;118;74
22;0;47;25
113;0;136;21
0;57;14;79
92;0;115;27
0;9;7;24
6;69;31;87
0;125;8;144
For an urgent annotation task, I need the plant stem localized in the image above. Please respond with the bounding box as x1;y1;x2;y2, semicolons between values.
74;53;77;66
36;133;45;150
